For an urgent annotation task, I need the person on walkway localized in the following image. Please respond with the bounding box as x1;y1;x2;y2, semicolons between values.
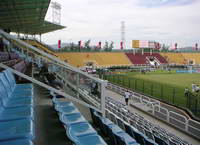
124;90;130;106
184;87;189;97
195;85;200;93
192;83;196;93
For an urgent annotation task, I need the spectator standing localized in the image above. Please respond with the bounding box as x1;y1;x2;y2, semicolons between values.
124;90;130;105
184;87;189;97
195;85;200;93
192;83;196;93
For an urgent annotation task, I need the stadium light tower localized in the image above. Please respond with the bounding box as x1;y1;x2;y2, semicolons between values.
121;21;126;49
51;1;61;24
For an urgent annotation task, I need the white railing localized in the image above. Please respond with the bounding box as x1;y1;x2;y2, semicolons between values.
107;82;200;140
0;29;107;116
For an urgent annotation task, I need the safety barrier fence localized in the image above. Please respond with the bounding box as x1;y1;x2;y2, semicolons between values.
107;82;200;140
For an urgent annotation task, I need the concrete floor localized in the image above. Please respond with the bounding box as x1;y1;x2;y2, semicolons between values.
33;85;72;145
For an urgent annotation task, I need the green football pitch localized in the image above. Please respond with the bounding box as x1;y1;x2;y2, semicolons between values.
103;70;200;116
126;70;200;89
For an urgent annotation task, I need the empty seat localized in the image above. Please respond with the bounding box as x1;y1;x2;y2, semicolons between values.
52;96;74;110
0;119;34;141
115;132;138;145
3;69;33;96
0;139;33;145
66;122;97;142
0;98;33;121
0;79;33;108
57;106;79;116
60;113;86;126
75;134;107;145
4;69;32;90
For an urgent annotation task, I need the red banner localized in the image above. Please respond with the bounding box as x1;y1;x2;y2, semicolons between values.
195;43;198;50
98;42;101;49
175;43;177;50
58;40;61;49
120;42;123;50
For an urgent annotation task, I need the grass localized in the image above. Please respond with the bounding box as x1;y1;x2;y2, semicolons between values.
104;70;200;117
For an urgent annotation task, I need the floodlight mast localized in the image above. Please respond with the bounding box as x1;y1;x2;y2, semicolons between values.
51;1;61;24
121;21;125;49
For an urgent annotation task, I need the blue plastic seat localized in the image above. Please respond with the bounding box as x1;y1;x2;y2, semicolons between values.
66;122;97;142
60;113;86;126
131;128;146;145
100;117;114;135
52;97;73;107
115;132;138;145
3;70;32;90
75;134;107;145
0;98;33;121
0;139;33;145
0;73;33;98
0;80;33;108
56;105;79;114
144;138;158;145
0;119;34;141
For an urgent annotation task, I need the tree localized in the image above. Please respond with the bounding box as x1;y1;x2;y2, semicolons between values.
104;41;109;51
84;39;91;50
109;41;114;51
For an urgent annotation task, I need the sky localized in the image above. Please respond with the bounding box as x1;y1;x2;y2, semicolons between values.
42;0;200;49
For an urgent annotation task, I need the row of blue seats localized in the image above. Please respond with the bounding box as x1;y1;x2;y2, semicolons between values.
106;97;188;145
52;96;107;145
90;109;142;145
0;69;34;145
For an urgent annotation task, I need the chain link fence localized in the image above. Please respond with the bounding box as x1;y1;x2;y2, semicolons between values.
103;74;200;118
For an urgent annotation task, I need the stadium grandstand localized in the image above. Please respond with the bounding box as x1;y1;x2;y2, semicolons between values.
0;1;200;145
56;52;132;68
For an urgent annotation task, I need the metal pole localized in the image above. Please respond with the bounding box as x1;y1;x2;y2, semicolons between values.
101;80;107;117
76;73;80;98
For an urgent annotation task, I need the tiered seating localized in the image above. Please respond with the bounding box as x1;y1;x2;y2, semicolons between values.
181;53;200;64
106;97;190;145
0;52;10;62
56;52;132;67
0;52;19;62
160;53;186;64
151;53;168;64
24;39;56;57
0;69;34;145
52;96;107;145
125;53;167;65
90;109;141;145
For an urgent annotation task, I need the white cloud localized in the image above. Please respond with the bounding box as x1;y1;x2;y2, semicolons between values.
43;0;200;48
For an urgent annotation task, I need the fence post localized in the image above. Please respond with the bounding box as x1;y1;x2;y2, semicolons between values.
117;75;119;84
123;75;125;86
195;98;198;115
143;81;145;93
173;88;175;104
135;79;137;90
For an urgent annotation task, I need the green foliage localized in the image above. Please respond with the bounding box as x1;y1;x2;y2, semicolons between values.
84;40;91;50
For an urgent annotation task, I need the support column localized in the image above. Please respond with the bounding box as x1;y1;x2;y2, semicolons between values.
101;80;107;117
39;34;41;42
76;73;80;98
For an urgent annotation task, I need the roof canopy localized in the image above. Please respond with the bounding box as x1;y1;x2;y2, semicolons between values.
0;0;65;34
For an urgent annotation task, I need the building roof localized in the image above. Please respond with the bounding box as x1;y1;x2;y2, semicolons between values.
0;0;65;34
